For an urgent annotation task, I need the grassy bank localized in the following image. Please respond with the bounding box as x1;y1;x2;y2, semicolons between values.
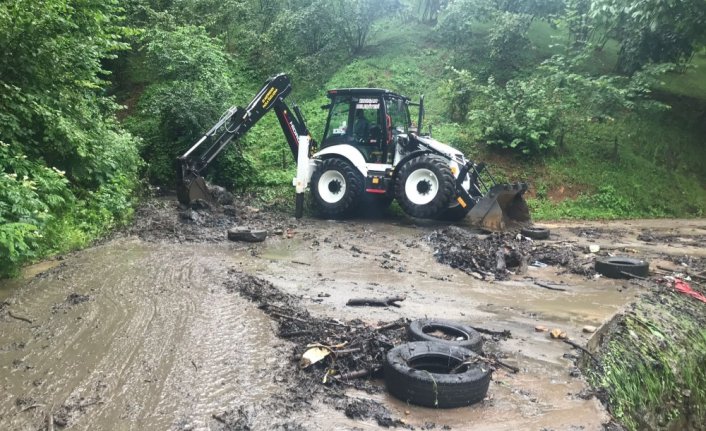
584;281;706;430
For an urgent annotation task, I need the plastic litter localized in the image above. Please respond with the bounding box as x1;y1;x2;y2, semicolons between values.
672;278;706;303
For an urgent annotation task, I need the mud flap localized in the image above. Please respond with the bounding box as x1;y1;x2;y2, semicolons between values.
177;176;211;206
468;183;530;231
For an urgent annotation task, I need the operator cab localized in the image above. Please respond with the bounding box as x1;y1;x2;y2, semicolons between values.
322;89;412;164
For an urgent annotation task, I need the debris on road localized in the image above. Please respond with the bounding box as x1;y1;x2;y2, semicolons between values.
550;328;568;339
521;226;551;240
429;227;592;280
582;325;597;333
672;278;706;303
346;295;406;307
595;257;649;279
227;226;267;242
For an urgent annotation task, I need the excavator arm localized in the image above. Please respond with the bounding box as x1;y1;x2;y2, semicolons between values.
176;73;313;206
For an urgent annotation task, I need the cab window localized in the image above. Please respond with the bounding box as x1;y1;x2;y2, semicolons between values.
325;96;352;139
385;97;409;134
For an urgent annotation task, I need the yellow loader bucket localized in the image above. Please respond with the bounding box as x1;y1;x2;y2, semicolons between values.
468;183;530;231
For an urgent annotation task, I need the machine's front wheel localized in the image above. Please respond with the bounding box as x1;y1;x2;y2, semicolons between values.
311;158;363;219
438;202;472;221
395;155;455;219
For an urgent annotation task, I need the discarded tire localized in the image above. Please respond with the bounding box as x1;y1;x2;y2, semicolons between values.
384;341;491;408
311;157;363;219
521;226;550;240
408;319;483;353
595;257;649;279
395;155;455;219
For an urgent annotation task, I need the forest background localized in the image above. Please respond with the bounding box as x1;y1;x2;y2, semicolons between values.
2;0;706;277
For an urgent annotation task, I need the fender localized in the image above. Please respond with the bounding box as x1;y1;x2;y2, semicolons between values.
314;144;368;177
391;149;432;181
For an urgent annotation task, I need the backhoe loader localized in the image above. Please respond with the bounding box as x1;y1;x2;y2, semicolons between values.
177;74;529;230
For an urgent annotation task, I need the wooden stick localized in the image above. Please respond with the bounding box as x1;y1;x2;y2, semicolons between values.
620;271;648;281
493;358;520;374
270;311;309;323
334;368;379;381
470;326;511;338
374;320;406;332
18;403;45;413
563;339;599;364
534;281;567;292
333;348;362;355
346;295;406;307
279;330;312;338
8;310;33;324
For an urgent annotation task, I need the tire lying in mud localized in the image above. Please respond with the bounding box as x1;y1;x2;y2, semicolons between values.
595;257;650;279
395;155;455;219
384;341;491;408
408;319;483;353
311;157;363;219
521;226;550;240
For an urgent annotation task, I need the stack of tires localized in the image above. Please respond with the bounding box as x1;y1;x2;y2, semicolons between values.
384;319;491;408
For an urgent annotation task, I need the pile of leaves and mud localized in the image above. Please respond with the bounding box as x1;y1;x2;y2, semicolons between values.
638;230;706;248
582;277;706;431
125;191;294;243
427;226;594;280
219;270;411;429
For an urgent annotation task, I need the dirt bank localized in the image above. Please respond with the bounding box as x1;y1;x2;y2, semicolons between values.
1;197;705;430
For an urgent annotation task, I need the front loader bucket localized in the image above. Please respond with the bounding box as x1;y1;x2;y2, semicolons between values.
468;183;530;231
176;176;211;206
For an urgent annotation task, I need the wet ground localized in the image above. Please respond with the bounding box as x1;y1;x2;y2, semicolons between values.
1;198;705;430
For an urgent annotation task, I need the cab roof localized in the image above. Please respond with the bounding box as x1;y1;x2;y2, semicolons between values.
327;88;410;101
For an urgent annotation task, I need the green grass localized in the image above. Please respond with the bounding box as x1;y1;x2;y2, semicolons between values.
660;50;706;100
585;291;706;430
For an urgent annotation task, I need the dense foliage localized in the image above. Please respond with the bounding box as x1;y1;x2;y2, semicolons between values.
0;0;141;277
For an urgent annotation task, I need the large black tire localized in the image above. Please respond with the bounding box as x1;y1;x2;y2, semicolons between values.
311;158;363;219
438;203;472;222
595;257;650;279
395;155;455;219
408;319;483;353
384;341;491;408
521;226;550;240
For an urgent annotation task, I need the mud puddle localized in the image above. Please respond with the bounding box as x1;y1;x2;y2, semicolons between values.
2;199;705;430
0;240;285;430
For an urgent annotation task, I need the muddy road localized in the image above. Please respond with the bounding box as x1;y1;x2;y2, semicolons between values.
1;198;705;430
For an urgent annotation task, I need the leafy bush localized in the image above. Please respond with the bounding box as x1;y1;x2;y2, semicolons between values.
0;1;141;276
450;56;670;155
126;26;238;186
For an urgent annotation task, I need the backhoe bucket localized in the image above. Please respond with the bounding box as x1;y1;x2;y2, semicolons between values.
176;176;211;206
468;183;530;231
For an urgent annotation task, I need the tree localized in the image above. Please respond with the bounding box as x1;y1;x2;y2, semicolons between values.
0;0;141;276
332;0;402;54
590;0;706;74
125;26;235;185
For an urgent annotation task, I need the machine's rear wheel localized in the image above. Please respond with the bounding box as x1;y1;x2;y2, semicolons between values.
311;158;363;219
395;155;455;219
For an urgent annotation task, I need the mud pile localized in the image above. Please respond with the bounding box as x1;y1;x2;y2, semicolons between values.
428;226;593;280
126;196;293;243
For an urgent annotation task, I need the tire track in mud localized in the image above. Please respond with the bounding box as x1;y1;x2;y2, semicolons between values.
0;240;280;430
